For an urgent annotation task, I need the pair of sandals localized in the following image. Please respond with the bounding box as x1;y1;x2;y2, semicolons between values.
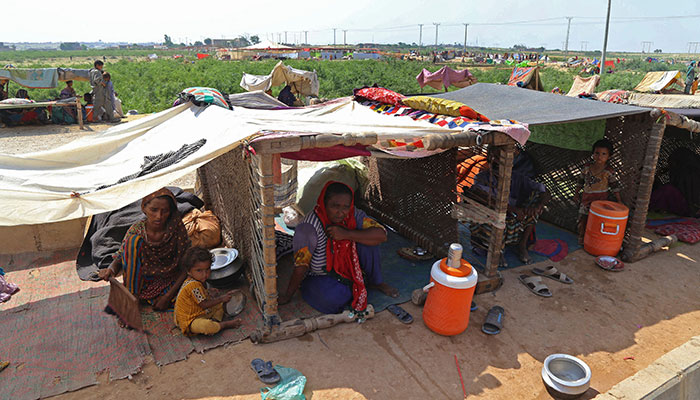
518;266;573;298
251;358;281;385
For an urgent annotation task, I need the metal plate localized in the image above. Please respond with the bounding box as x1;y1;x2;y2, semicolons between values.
210;248;238;270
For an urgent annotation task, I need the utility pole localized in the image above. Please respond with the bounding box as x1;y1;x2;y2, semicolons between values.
433;23;440;47
343;30;347;45
277;33;281;43
333;28;337;46
284;31;288;44
687;42;700;53
304;31;308;45
564;17;573;55
600;0;612;82
641;41;653;53
463;23;469;53
418;24;423;47
580;41;588;51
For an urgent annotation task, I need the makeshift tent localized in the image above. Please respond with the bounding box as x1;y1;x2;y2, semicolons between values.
240;61;319;97
0;95;527;226
0;67;89;89
415;66;477;91
567;75;600;97
243;40;293;50
634;71;684;93
434;83;663;264
507;66;543;91
196;95;528;334
227;90;287;109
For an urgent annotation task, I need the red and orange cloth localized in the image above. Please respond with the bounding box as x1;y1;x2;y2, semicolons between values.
314;181;367;312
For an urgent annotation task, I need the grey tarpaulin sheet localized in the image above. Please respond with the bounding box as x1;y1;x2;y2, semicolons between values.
431;83;649;125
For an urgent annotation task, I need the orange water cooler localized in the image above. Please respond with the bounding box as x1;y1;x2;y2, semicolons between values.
584;200;629;256
422;245;478;336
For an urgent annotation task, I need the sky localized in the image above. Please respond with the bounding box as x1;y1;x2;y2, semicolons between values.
3;0;699;53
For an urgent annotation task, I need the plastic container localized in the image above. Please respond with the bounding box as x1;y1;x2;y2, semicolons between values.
422;257;478;336
584;200;629;257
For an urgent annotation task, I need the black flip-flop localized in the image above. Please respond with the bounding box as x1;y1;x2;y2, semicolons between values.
387;304;413;324
482;306;504;335
250;358;281;384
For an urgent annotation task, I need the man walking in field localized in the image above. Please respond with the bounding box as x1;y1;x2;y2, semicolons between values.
89;60;116;122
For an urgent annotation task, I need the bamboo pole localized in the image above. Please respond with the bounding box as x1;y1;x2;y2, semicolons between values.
258;153;279;323
484;144;514;277
250;305;375;343
250;132;378;154
76;97;84;130
622;116;665;261
424;131;513;151
650;108;700;133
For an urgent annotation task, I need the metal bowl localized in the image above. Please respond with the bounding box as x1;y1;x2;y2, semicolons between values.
541;354;591;399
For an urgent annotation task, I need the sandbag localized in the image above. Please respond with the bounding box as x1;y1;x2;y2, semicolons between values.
183;209;221;249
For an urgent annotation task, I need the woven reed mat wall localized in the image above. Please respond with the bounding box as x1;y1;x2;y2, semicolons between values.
196;146;254;272
361;149;459;257
655;126;700;185
526;114;655;236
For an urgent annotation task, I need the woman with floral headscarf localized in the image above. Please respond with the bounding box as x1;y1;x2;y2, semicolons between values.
99;188;190;310
279;181;398;315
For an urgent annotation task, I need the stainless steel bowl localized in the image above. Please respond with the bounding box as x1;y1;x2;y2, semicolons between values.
541;354;591;399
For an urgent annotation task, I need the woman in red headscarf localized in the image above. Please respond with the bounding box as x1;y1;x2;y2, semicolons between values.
98;188;190;310
279;181;398;314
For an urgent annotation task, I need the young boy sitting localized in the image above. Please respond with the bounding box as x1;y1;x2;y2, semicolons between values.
174;247;241;336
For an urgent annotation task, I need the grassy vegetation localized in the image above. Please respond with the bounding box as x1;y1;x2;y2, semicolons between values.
4;53;687;114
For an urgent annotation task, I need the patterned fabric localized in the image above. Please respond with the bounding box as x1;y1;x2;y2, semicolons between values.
353;86;405;106
114;188;191;298
654;220;700;244
174;278;210;335
579;163;621;194
294;181;374;312
294;209;381;276
179;87;230;110
359;100;530;148
402;96;489;122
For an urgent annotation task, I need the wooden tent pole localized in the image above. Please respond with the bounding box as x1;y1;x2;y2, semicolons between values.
76;97;84;130
650;108;700;133
479;144;513;292
622;115;665;262
258;153;280;324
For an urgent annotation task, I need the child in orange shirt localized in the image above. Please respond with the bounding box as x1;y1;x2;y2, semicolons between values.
174;247;241;336
576;139;622;244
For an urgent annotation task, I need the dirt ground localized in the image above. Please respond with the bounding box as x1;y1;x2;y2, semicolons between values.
40;242;699;400
4;123;700;399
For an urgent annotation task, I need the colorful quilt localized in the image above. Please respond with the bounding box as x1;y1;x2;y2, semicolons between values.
359;100;530;153
179;87;229;110
647;219;700;244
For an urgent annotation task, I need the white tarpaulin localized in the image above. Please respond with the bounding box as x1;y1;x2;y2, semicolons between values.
240;61;320;97
0;98;475;226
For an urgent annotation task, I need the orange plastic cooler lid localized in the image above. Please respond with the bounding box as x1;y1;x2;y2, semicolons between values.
439;258;472;277
590;200;628;219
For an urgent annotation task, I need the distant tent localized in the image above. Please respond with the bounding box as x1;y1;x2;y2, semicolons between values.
0;67;90;89
416;66;477;91
567;75;600;97
634;71;684;93
243;40;293;50
240;61;319;97
507;66;543;91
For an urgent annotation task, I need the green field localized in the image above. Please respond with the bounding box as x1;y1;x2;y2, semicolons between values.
3;52;687;114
